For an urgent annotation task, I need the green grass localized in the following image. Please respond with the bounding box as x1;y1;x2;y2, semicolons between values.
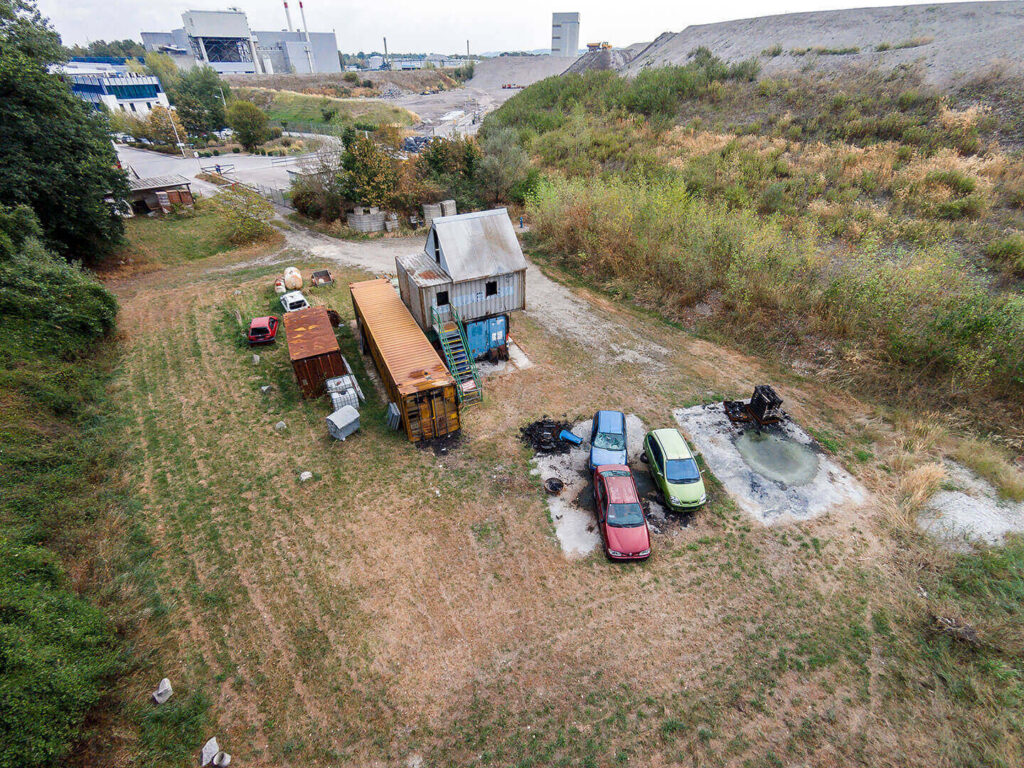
122;203;233;264
234;87;417;132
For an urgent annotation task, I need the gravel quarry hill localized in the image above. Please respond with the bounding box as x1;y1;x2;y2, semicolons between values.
623;1;1024;86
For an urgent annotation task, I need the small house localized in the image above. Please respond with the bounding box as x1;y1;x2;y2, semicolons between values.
396;208;526;360
283;306;348;398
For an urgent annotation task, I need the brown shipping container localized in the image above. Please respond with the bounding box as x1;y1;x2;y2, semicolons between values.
283;306;348;398
349;278;460;442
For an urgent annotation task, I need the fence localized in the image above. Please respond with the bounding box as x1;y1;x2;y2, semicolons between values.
249;182;292;209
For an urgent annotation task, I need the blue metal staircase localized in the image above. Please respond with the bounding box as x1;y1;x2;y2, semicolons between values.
431;306;482;406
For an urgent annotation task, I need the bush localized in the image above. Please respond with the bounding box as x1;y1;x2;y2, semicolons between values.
210;187;275;243
526;175;1024;395
343;71;359;84
983;234;1024;272
0;540;119;768
231;147;240;153
212;149;220;156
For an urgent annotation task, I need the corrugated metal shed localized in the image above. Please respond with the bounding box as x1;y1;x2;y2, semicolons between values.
349;279;454;396
429;208;527;282
396;251;451;288
128;174;191;193
284;306;339;361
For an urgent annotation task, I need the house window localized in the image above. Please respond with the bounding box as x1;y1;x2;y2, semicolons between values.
436;290;449;307
129;102;136;112
485;280;497;297
433;240;441;263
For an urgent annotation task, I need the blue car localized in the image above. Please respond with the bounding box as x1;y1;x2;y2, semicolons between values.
589;410;628;471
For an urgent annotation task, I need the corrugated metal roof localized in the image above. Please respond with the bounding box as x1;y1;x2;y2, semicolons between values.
396;251;452;288
349;278;455;396
283;306;341;361
432;208;527;282
128;174;191;193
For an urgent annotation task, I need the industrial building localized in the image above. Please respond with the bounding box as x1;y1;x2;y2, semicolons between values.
551;12;580;57
142;5;339;75
56;58;170;115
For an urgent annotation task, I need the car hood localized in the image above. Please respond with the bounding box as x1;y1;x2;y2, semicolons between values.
590;447;627;468
665;477;706;503
605;522;650;555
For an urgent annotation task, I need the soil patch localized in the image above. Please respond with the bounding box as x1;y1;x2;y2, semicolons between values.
919;460;1024;550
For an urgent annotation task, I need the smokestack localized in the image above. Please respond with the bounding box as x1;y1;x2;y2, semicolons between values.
383;36;389;69
299;0;311;43
283;1;293;32
298;0;314;72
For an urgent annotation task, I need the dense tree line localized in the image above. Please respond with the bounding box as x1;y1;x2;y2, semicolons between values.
0;0;127;261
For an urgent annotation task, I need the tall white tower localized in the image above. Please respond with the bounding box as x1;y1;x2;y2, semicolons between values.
551;12;580;57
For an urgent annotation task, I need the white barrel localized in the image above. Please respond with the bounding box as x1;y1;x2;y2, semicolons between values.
274;277;286;294
283;267;303;290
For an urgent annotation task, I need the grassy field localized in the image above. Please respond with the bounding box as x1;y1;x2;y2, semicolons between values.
234;87;418;132
86;209;1023;767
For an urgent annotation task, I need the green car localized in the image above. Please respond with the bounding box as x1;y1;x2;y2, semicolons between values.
642;428;707;510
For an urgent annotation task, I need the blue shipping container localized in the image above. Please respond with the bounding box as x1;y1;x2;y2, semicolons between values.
465;315;508;360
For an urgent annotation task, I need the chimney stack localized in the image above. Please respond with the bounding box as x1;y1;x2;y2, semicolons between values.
283;1;293;32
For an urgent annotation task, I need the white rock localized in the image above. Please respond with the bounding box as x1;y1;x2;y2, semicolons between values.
274;421;287;432
260;385;272;394
151;677;172;704
213;752;232;767
299;471;313;482
252;354;260;365
200;737;219;767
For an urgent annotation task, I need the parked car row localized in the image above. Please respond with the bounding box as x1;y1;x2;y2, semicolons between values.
587;410;707;562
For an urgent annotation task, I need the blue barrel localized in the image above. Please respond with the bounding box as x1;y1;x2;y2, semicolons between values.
559;429;582;445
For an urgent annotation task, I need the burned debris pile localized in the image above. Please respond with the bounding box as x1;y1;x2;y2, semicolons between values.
520;417;575;454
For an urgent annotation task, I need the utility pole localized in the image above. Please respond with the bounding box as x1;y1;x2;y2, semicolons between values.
168;109;186;159
467;39;470;57
383;36;389;70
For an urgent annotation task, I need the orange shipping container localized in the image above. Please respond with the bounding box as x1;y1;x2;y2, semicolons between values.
283;306;348;398
349;278;460;442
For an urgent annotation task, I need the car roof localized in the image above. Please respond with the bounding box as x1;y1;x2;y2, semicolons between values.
282;291;305;299
250;316;275;324
595;410;625;432
650;428;693;459
597;465;640;504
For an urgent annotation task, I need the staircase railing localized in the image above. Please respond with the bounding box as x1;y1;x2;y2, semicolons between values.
431;305;483;405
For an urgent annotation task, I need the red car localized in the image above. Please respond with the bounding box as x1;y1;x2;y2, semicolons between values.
247;316;279;345
592;465;651;561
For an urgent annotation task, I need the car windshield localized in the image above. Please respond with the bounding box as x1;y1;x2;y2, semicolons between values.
290;301;305;309
666;458;701;484
607;502;645;527
593;431;625;451
251;327;267;335
600;469;631;478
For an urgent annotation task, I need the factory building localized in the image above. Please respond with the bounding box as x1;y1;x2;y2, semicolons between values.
142;5;339;75
551;12;580;57
55;59;170;115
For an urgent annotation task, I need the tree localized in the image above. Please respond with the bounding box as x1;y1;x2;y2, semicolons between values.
143;50;179;92
476;127;530;204
341;135;397;208
67;38;144;58
171;66;229;131
0;0;127;260
226;100;268;150
144;105;185;146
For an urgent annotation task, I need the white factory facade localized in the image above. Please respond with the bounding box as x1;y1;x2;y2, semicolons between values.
551;12;580;57
142;6;339;75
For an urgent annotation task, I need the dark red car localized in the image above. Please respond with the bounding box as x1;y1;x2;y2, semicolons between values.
592;464;651;561
247;316;279;345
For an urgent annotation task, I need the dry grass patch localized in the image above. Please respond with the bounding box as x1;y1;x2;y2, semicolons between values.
953;438;1024;501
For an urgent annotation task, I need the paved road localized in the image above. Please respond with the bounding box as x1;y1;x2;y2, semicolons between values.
116;145;311;196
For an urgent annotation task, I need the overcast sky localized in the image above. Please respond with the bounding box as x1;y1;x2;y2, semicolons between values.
40;0;966;54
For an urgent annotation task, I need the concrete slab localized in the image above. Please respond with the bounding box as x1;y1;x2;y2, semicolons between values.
673;404;867;525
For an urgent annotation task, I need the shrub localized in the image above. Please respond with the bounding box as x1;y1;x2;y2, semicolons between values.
934;194;985;220
926;169;976;196
0;540;119;768
210;186;275;243
761;44;783;58
343;71;359;84
212;149;220;156
231;147;240;153
983;234;1024;272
